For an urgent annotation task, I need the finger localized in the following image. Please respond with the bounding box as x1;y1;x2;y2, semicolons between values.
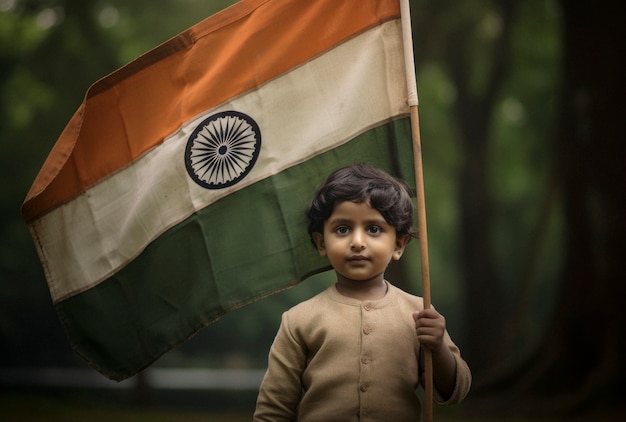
416;317;444;331
416;308;441;320
416;326;441;337
412;311;420;323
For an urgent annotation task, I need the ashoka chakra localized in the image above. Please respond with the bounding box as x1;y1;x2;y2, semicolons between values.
185;111;261;189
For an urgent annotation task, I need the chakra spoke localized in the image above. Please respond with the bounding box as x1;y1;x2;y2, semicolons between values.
185;111;261;189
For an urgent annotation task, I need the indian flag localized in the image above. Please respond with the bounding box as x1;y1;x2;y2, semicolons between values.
22;0;416;381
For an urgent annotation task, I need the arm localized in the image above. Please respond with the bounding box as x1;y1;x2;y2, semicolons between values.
253;312;306;422
413;308;461;400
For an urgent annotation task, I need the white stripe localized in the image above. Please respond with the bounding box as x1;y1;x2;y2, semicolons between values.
33;19;409;303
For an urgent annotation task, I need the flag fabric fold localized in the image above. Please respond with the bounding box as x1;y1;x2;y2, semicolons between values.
22;0;416;380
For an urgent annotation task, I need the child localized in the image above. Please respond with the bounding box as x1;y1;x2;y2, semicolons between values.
253;164;471;421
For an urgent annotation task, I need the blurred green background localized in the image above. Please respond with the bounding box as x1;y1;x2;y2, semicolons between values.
1;0;624;420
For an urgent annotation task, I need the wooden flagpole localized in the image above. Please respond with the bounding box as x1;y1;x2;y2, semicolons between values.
411;104;434;422
400;1;434;421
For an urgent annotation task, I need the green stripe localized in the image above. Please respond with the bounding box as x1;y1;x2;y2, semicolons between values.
57;118;414;380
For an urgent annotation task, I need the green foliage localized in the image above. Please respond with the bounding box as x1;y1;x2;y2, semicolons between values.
488;0;563;313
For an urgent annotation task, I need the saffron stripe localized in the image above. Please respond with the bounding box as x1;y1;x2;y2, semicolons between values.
22;0;401;221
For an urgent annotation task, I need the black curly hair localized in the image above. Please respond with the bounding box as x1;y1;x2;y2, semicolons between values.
306;163;418;246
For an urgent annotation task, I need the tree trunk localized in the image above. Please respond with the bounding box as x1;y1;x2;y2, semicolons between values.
448;0;516;378
517;0;626;412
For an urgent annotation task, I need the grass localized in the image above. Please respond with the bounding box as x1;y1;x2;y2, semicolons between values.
1;390;624;421
0;391;249;422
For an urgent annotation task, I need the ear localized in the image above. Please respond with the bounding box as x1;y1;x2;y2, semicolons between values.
392;234;410;261
312;232;327;256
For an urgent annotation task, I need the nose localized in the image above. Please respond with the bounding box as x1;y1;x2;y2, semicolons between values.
351;230;365;251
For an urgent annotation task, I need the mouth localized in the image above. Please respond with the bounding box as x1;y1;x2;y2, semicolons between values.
347;255;369;262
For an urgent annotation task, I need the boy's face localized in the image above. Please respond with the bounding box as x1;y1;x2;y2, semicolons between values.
313;200;408;285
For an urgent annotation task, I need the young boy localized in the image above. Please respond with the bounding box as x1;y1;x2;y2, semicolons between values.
253;164;471;421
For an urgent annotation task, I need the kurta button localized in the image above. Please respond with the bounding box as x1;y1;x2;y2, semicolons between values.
360;383;370;392
364;303;372;311
363;326;372;335
361;356;370;364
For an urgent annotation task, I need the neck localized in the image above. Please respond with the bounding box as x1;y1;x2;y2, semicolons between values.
335;277;388;301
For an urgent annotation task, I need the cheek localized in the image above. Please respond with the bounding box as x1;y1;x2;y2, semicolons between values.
373;240;399;259
322;240;349;261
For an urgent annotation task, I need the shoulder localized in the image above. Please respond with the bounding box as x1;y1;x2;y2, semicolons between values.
277;285;346;345
386;282;424;311
282;285;335;323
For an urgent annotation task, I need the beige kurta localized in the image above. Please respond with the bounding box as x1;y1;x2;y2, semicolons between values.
254;282;471;421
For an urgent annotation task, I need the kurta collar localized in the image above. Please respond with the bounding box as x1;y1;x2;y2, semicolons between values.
327;280;397;308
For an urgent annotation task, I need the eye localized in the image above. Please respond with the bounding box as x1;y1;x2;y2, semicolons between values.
367;226;383;235
335;225;350;235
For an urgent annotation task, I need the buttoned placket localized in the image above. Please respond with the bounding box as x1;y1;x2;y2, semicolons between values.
358;300;376;419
